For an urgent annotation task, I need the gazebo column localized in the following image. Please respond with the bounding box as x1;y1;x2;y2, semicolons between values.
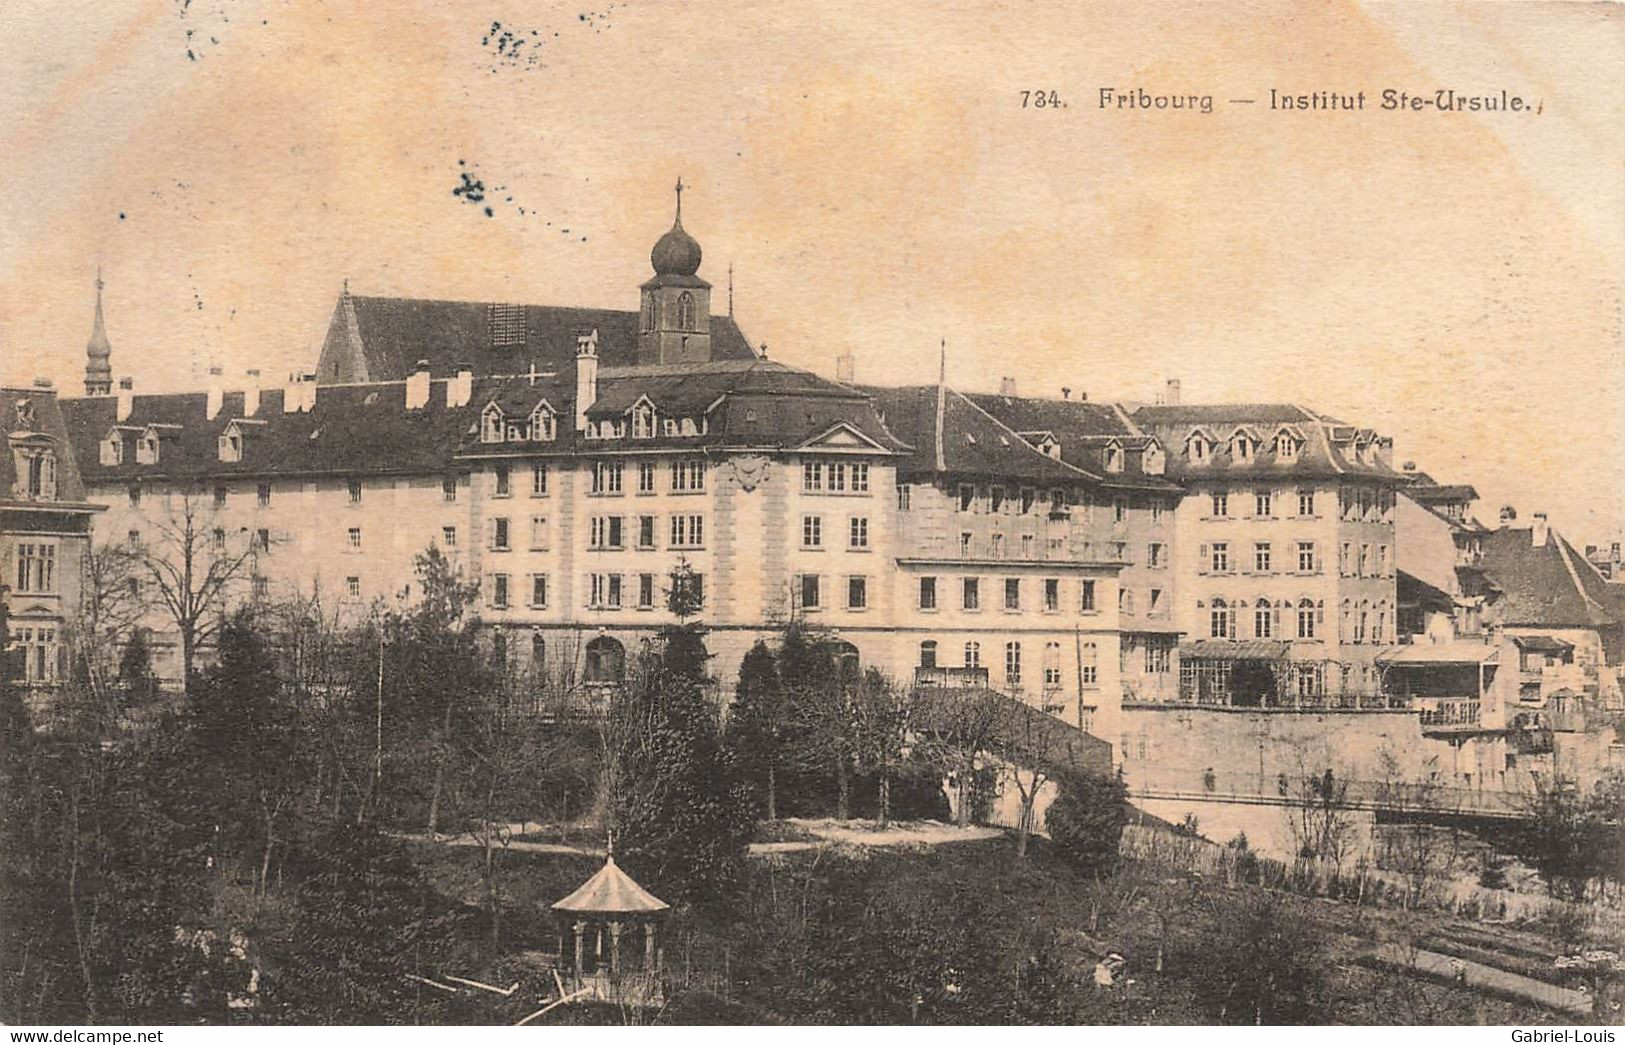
644;921;657;971
608;920;623;975
572;922;586;975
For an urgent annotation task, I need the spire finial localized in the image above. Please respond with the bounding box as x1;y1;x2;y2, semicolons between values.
728;262;735;317
674;176;683;224
96;265;104;296
606;829;614;859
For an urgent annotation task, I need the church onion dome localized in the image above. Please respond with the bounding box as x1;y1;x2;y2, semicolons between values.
650;177;702;277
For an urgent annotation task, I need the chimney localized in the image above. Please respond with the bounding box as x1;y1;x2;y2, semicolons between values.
206;366;224;420
1165;378;1181;406
1612;542;1620;561
999;376;1018;397
1061;387;1071;401
1586;544;1599;558
1079;390;1088;402
244;369;262;417
574;330;599;432
405;359;431;410
1499;504;1518;528
446;362;473;409
835;350;855;384
1531;513;1549;547
1403;461;1417;472
116;377;134;421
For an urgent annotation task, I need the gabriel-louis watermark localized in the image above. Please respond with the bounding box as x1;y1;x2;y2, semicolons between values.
1511;1032;1616;1043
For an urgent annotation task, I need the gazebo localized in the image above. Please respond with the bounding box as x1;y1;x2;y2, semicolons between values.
552;848;670;997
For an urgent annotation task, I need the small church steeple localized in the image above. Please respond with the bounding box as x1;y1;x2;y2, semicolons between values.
638;179;712;366
84;268;113;396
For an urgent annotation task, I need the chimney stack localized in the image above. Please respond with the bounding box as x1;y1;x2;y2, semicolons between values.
406;359;431;410
574;330;599;432
1061;387;1071;400
999;376;1018;397
1165;378;1181;406
1403;461;1417;472
1612;541;1620;561
835;351;855;384
1531;513;1549;547
244;369;262;417
1499;504;1517;527
206;365;224;420
446;362;473;410
116;377;134;421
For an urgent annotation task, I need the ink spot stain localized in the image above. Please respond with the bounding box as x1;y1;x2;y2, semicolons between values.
118;212;127;220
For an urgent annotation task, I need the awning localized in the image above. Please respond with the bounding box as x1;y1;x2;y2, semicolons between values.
1510;635;1573;654
1376;641;1499;666
1180;640;1290;661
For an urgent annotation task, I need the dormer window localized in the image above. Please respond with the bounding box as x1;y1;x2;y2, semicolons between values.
1103;441;1124;473
528;404;557;442
137;428;162;465
13;446;57;501
632;402;655;439
481;403;506;443
1276;431;1300;460
101;431;123;466
1142;441;1165;475
1187;431;1212;464
679;418;699;437
1230;431;1254;463
218;431;243;463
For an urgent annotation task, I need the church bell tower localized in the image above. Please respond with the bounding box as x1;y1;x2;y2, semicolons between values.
84;269;113;396
637;179;712;366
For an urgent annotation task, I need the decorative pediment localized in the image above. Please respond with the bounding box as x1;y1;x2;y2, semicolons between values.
798;421;888;452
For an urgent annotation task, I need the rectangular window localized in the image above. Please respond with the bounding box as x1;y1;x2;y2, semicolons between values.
897;484;912;511
1211;491;1229;517
1297;603;1318;640
1149;588;1165;616
799;573;821;609
211;528;226;553
802;461;824;492
530;516;549;551
14;544;56;594
532;464;549;496
1358;544;1370;577
255;528;271;552
591;460;623;495
1298;488;1316;517
957;483;975;512
849;516;869;549
851;463;870;493
1004;642;1022;686
1145;638;1171;674
491;517;511;551
847;576;868;610
442;525;457;547
1254;542;1272;573
1043;578;1060;612
1150;498;1165;524
638;515;656;549
1113;496;1128;524
919;576;937;610
128;484;141;507
671;458;706;492
346;576;361;599
1211;542;1230;573
590;516;624;550
670;514;704;549
213;484;227;508
1255;489;1273;517
1081;642;1098;685
590;573;623;609
1378;544;1390;576
990;533;1005;559
490;573;509;609
1256;603;1274;638
638;573;656;608
1147;542;1166;569
347;526;362;551
442;476;458;502
348;479;363;504
1004;577;1021;611
530;574;548;608
252;575;269;599
258;482;273;507
1080;579;1096;612
1043;642;1062;689
802;515;823;548
637;460;656;494
962;577;980;611
493;466;511;497
959;532;973;558
828;462;848;493
1298;541;1317;574
1340;542;1353;576
990;486;1006;514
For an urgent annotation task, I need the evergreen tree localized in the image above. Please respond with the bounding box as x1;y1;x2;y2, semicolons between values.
726;641;787;819
1044;769;1128;874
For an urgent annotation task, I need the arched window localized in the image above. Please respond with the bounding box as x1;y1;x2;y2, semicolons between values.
1355;600;1369;644
585;636;626;683
481;403;505;443
1043;642;1062;690
530;407;556;442
829;640;860;682
1297;598;1318;640
964;640;981;669
492;631;508;669
1080;641;1098;685
642;293;655;331
1210;597;1233;639
531;632;546;667
1254;598;1273;639
918;640;938;668
1004;641;1022;687
632;402;655;438
1375;601;1389;643
1340;599;1352;641
677;291;696;330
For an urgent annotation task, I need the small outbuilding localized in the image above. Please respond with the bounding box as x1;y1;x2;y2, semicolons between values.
552;850;670;992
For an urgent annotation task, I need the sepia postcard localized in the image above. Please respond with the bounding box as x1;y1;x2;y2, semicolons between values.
1;0;1622;1031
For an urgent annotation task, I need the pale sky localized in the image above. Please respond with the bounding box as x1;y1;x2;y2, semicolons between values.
2;1;1620;542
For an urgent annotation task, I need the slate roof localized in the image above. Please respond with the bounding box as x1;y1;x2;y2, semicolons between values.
318;292;759;383
1132;403;1402;482
1477;527;1619;629
964;393;1180;492
861;385;1098;485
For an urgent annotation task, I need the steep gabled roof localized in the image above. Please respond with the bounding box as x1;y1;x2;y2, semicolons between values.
1478;527;1619;629
862;385;1093;485
1132;403;1402;481
963;393;1180;492
2;387;94;506
316;292;759;383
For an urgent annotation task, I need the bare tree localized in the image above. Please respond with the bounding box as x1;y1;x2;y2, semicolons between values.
847;670;915;828
129;488;261;696
1279;752;1358;876
912;685;1004;828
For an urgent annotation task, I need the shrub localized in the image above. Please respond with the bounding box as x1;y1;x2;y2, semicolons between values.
1044;770;1128;875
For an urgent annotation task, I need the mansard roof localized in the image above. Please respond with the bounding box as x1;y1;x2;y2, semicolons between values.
862;385;1094;485
2;386;94;506
964;393;1179;491
316;292;760;384
1132;402;1402;482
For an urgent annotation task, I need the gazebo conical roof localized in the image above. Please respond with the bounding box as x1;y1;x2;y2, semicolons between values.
552;856;670;915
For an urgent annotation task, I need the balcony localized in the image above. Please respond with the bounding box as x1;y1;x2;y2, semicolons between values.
914;665;990;689
1416;698;1481;734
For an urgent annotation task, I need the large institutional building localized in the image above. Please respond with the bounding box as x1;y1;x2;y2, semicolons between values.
5;191;1620;797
